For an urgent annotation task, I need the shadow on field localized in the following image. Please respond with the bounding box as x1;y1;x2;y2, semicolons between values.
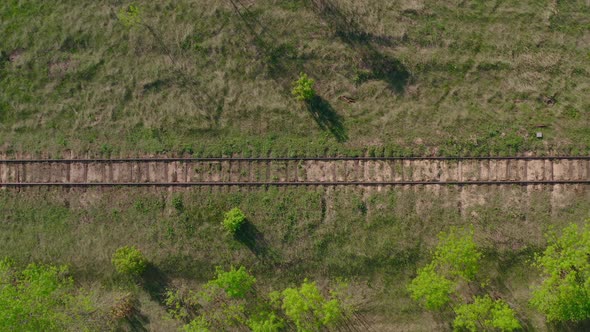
224;1;351;141
550;321;590;331
141;263;171;304
235;220;278;262
124;307;149;332
306;96;348;142
485;251;536;330
311;0;411;93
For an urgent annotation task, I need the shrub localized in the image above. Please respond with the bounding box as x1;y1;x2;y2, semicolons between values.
291;73;315;101
172;195;184;212
110;293;136;320
222;208;246;235
112;246;147;277
164;288;191;321
208;266;256;299
117;4;142;28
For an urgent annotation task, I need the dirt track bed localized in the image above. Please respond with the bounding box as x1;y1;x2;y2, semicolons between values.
1;157;589;186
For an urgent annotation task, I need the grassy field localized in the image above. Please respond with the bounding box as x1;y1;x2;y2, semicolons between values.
1;0;589;157
2;0;590;330
1;186;589;330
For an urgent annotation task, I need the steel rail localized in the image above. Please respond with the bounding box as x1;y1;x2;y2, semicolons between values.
0;156;589;163
1;180;590;187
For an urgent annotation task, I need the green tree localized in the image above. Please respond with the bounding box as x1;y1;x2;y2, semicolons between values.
292;73;315;102
530;221;590;322
222;207;246;235
247;312;284;332
433;227;482;281
112;246;148;277
280;280;343;331
453;295;521;332
407;263;455;310
408;227;481;310
208;266;255;299
0;259;95;331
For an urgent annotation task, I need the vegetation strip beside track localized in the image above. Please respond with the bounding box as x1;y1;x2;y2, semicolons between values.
1;156;590;163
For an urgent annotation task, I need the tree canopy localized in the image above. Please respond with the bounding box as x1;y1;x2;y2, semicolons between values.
0;259;94;332
208;265;256;299
407;263;455;310
453;295;521;332
408;227;482;310
279;279;343;331
530;221;590;322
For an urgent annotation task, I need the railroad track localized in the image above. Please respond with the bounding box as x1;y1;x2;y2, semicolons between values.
1;156;589;187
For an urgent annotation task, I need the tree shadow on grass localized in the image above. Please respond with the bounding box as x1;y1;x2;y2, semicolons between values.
124;306;149;332
311;0;411;93
235;220;279;263
141;263;172;305
306;96;348;142
483;250;536;330
550;321;590;331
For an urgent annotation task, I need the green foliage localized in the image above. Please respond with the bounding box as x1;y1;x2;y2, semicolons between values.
172;195;185;212
208;266;256;299
453;296;521;332
0;259;94;331
408;227;481;310
183;316;210;332
222;207;246;235
433;227;481;281
117;4;142;28
247;312;284;332
111;246;147;277
164;288;191;321
291;73;315;102
407;263;455;310
280;280;343;331
530;221;590;322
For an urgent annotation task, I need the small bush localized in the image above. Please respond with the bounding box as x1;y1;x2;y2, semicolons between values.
117;4;142;28
110;293;136;320
112;246;147;277
292;73;315;101
222;207;245;235
172;195;184;212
